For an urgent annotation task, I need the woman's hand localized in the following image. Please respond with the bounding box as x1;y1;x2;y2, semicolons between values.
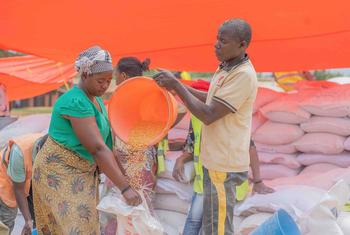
122;187;142;206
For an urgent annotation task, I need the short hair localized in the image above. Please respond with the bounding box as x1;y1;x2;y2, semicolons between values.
221;19;252;46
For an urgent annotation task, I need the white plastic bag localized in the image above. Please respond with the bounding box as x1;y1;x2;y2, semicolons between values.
337;212;350;235
97;189;164;235
235;185;326;218
153;194;190;214
155;210;187;235
298;180;350;235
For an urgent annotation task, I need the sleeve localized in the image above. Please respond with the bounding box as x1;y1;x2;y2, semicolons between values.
7;144;26;183
58;96;95;118
32;138;42;160
212;71;256;112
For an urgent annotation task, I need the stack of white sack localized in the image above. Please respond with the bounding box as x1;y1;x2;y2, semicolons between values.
252;90;313;180
295;85;350;169
239;85;350;234
251;87;284;133
0;114;51;148
252;121;304;179
235;180;350;235
252;85;350;180
154;113;194;235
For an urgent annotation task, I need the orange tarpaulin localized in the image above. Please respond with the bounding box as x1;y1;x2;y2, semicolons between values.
1;0;350;72
0;56;76;101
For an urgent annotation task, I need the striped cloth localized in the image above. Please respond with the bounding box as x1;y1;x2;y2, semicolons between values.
75;46;112;75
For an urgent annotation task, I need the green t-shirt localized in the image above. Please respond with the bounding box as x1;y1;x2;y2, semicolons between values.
49;86;113;164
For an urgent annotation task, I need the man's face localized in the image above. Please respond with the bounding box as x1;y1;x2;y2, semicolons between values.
214;26;244;62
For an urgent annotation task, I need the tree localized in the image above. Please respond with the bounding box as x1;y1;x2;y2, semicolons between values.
313;70;343;80
0;50;22;58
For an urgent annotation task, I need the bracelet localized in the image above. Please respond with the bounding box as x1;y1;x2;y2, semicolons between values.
121;185;131;194
253;180;262;184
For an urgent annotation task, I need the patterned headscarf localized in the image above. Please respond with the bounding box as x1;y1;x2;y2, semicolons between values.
75;46;112;75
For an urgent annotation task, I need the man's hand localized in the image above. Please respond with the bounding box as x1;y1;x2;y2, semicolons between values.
21;220;33;235
252;182;275;194
173;158;185;182
153;70;179;90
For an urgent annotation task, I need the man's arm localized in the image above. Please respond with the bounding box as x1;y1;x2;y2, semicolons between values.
12;182;33;235
7;144;33;235
155;71;230;125
174;82;230;125
155;70;252;125
249;143;262;184
186;86;208;102
249;142;275;194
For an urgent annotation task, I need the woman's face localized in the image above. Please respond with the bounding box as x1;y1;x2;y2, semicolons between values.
83;71;113;97
114;69;129;86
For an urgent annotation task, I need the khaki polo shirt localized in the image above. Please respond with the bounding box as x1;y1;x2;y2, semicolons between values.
201;60;257;172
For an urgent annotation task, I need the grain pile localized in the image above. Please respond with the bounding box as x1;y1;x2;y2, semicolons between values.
125;121;163;189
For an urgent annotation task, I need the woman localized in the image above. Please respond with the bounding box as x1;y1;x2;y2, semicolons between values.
114;57;151;85
101;57;157;234
105;57;156;196
114;57;157;199
32;46;141;235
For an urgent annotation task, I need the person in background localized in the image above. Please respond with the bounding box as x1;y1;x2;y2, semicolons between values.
32;46;141;235
114;57;151;85
155;18;258;234
0;83;17;131
100;57;156;235
112;57;187;196
113;56;157;201
0;83;9;117
273;71;315;91
0;134;47;235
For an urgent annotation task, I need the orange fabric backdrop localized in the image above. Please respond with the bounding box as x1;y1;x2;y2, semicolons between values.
0;56;76;101
1;0;350;72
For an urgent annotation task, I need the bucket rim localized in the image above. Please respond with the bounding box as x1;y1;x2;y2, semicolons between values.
108;76;172;146
276;209;301;235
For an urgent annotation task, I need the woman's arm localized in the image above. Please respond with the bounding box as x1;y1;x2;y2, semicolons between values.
68;116;141;206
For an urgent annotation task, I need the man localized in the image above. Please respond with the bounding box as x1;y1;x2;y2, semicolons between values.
173;115;273;235
154;18;257;234
0;134;48;234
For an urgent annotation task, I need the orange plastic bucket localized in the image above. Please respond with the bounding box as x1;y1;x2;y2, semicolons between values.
108;76;178;147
